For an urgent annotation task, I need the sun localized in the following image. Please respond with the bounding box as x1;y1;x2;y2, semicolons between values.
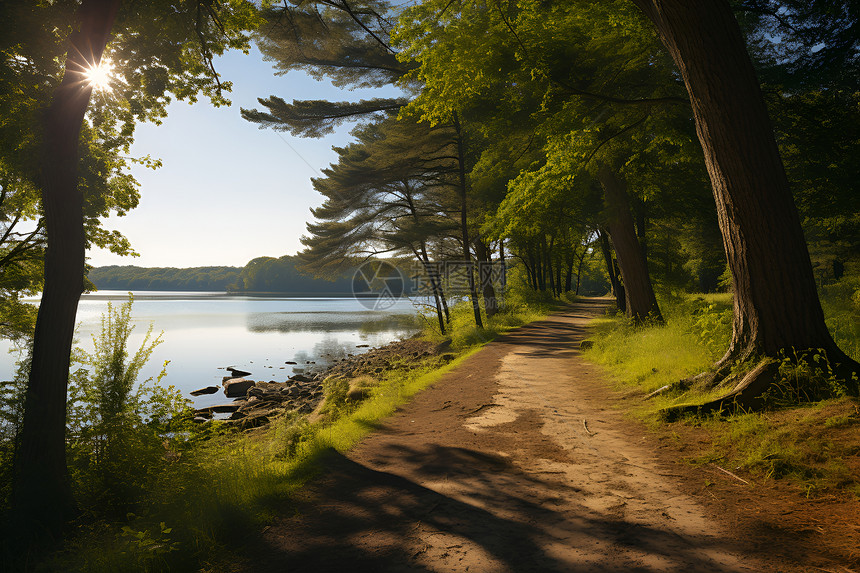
83;59;114;91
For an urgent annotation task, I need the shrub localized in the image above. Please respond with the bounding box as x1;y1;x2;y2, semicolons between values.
66;296;189;517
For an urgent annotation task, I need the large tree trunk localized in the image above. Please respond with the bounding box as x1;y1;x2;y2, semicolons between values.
599;166;663;323
452;113;483;328
13;0;120;544
631;0;860;406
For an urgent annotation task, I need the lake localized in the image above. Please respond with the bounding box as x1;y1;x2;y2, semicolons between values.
0;291;422;408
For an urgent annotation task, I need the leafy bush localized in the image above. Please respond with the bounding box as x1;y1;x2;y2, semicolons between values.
764;349;856;406
66;296;189;517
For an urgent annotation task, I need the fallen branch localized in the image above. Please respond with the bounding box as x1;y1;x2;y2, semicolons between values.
582;419;596;436
645;384;671;399
710;463;750;485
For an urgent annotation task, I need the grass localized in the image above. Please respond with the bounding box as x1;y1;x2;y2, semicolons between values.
44;291;552;572
582;284;860;498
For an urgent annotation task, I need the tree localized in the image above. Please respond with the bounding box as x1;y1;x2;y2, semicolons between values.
245;0;487;329
629;0;860;410
298;116;458;332
8;0;259;543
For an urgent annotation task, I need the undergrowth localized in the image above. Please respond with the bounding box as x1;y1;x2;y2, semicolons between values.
583;284;860;498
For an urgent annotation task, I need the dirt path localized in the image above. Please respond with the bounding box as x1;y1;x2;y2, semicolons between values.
230;299;810;572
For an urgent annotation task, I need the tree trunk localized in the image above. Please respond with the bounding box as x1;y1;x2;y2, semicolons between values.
574;246;587;295
415;245;445;335
598;229;625;312
631;0;859;403
452;113;483;328
564;249;574;293
13;0;120;544
633;196;648;261
498;239;506;310
599;166;663;323
555;251;563;295
525;247;537;289
474;238;498;318
545;236;557;295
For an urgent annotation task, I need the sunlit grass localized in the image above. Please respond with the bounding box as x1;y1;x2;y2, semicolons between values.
582;287;860;497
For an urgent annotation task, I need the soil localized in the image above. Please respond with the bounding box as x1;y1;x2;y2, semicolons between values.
223;299;860;572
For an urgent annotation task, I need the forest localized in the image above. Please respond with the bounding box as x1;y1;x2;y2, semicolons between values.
87;265;243;292
1;0;859;570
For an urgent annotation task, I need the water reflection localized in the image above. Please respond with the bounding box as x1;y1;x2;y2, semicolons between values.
0;291;420;409
245;311;419;333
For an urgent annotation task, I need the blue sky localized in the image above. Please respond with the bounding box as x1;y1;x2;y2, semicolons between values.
87;45;399;268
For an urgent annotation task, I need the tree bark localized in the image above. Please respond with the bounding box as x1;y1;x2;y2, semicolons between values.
13;0;120;544
599;166;663;323
630;0;859;394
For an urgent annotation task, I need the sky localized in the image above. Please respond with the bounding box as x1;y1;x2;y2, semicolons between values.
87;46;400;268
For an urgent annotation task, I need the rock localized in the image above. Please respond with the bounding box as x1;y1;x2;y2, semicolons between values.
289;374;313;383
190;386;219;396
223;378;255;398
248;381;291;400
195;404;240;414
285;361;297;364
356;344;370;348
579;340;595;350
442;353;456;362
226;367;252;378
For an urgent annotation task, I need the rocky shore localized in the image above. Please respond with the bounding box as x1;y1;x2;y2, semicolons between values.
190;337;446;427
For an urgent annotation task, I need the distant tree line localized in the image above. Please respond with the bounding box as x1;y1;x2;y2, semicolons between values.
87;265;242;292
230;255;355;293
87;255;358;294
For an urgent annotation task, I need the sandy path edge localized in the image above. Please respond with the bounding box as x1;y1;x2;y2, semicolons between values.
224;299;824;572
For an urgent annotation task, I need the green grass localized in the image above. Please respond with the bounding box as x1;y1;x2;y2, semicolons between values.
583;293;733;414
419;289;557;351
582;286;860;497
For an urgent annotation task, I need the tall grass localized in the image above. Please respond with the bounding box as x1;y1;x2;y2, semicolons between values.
584;293;733;412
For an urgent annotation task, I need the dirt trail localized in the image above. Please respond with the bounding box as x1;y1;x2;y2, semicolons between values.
231;299;800;572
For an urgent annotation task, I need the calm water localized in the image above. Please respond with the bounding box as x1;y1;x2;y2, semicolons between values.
0;291;421;408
